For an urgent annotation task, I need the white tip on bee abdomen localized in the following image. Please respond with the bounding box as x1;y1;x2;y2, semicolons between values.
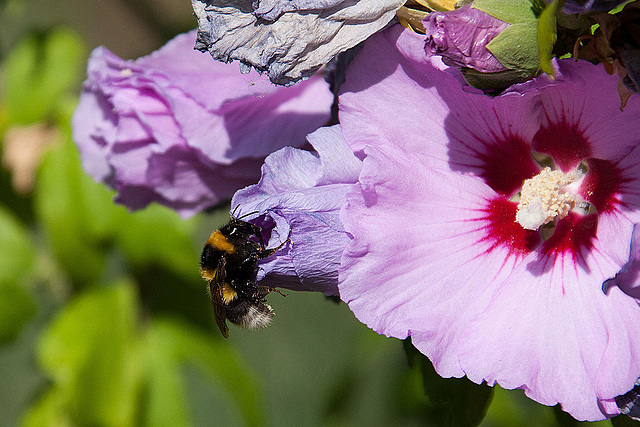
241;304;274;329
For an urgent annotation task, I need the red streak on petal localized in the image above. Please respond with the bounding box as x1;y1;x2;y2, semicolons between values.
477;197;540;258
533;120;592;172
478;135;540;197
580;158;626;214
540;212;597;268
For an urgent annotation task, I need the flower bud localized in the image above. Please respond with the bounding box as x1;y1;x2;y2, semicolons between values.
423;2;540;90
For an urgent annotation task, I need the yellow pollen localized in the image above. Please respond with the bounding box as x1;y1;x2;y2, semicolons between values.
516;167;578;231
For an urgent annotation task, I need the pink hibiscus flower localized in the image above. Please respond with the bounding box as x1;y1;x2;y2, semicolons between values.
72;30;333;218
338;26;640;421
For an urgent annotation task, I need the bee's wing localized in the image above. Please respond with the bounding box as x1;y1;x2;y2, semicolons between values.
208;257;230;338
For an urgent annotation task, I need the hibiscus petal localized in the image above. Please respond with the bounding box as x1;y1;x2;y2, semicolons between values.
457;250;640;421
232;125;361;294
604;225;640;299
253;0;346;20
340;143;516;377
340;141;640;421
72;30;332;217
532;60;640;168
339;26;451;156
339;25;541;196
192;0;404;86
337;25;640;421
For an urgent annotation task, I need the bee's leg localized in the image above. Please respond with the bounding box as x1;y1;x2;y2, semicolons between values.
253;225;267;250
258;238;290;259
272;288;287;297
257;286;287;298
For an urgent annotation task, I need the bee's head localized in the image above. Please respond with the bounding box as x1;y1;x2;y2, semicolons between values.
227;217;261;239
227;208;277;248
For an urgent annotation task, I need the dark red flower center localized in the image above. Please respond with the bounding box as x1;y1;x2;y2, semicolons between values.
476;119;624;262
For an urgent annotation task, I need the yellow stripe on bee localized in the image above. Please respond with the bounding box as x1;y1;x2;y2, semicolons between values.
207;230;236;254
221;283;237;304
200;266;217;282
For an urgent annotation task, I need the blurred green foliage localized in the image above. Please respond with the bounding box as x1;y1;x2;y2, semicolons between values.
0;205;36;343
3;28;83;125
0;16;637;427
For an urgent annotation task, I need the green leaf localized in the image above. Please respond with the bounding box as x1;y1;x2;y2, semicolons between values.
2;28;85;124
115;205;200;280
612;413;640;426
481;386;557;427
144;318;265;427
0;204;36;343
142;326;191;427
21;389;72;427
0;318;47;426
0;204;35;283
0;105;9;136
34;135;122;283
538;0;561;76
0;281;35;344
419;352;494;426
32;282;141;426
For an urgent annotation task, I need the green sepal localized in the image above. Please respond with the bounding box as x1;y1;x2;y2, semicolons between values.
461;67;536;91
473;0;537;23
488;22;540;72
538;0;563;76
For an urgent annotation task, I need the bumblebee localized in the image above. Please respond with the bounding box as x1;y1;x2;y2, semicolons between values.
617;378;640;421
200;214;286;338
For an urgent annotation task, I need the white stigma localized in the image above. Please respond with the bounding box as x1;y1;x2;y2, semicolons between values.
516;167;580;231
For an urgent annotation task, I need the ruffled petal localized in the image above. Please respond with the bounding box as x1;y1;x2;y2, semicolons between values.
423;5;509;73
253;0;345;20
232;125;360;294
72;30;332;217
192;0;403;85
